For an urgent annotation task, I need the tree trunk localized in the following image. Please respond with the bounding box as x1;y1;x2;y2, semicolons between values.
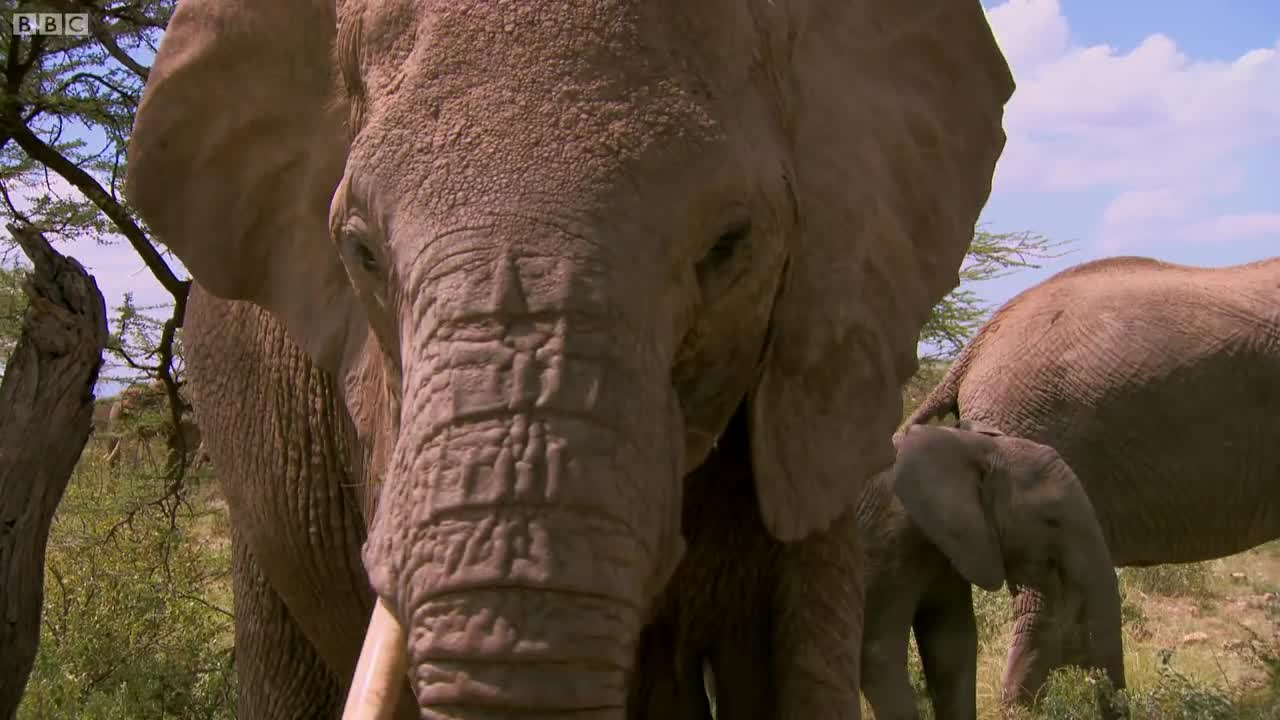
0;225;108;719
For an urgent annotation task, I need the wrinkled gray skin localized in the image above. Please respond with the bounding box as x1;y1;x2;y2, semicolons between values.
905;255;1280;711
857;423;1124;720
124;0;1015;717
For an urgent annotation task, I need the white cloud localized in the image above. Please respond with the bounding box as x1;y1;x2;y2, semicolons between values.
1099;188;1280;251
984;0;1280;248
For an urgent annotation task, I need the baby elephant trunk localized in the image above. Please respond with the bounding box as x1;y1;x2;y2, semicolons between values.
1066;483;1127;719
1005;473;1128;720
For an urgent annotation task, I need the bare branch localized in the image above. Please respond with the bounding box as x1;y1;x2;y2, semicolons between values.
3;122;189;300
89;21;151;81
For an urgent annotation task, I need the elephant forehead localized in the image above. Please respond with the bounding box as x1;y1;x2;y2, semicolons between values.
342;2;737;201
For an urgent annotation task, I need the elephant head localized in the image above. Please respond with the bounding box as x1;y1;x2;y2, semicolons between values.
891;424;1126;708
124;0;1014;715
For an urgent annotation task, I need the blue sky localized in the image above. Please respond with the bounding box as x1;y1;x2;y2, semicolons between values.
13;1;1280;392
973;0;1279;306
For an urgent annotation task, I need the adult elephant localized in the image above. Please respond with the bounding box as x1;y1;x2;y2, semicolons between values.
96;380;205;470
904;255;1280;710
124;0;1015;717
857;423;1123;720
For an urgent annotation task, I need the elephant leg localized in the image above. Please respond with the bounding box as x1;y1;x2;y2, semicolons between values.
705;619;772;720
631;408;782;720
1001;587;1064;709
229;523;345;720
859;619;919;720
773;508;864;720
913;575;977;720
628;613;714;720
185;292;418;718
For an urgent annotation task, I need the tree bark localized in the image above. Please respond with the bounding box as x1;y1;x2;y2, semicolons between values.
0;225;108;719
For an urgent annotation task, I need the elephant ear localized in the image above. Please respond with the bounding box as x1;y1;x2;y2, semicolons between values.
748;0;1014;542
892;426;1006;591
124;0;363;375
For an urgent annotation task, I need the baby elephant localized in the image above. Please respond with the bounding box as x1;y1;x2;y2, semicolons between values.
856;423;1126;720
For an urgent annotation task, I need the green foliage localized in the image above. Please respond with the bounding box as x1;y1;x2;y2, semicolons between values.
1021;663;1261;720
17;451;234;720
1;1;187;393
997;633;1280;720
0;1;170;241
902;359;952;421
1118;587;1149;638
972;587;1017;649
1015;667;1111;720
0;262;29;371
919;228;1070;361
103;293;187;389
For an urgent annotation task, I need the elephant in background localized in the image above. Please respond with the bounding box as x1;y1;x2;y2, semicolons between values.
857;422;1124;720
904;255;1280;710
124;0;1014;716
93;379;208;471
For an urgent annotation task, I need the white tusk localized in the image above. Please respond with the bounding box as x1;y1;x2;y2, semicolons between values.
342;598;410;720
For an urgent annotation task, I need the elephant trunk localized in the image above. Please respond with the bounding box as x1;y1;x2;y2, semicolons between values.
350;256;683;717
1003;471;1127;719
1061;480;1127;719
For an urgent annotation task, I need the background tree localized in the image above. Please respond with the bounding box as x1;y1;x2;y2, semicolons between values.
0;9;233;718
903;228;1069;416
0;0;192;479
919;227;1068;361
0;225;108;719
0;261;28;373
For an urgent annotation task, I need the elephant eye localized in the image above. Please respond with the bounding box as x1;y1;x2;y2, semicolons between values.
695;214;752;289
353;242;379;273
343;216;380;274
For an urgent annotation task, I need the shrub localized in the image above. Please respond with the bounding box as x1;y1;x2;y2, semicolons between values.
1121;664;1238;720
17;450;234;720
972;587;1016;649
1024;660;1280;720
1120;563;1213;600
901;361;951;421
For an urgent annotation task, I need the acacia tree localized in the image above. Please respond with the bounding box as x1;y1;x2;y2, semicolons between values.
918;227;1068;361
901;227;1069;416
0;1;196;476
0;262;27;369
0;7;224;713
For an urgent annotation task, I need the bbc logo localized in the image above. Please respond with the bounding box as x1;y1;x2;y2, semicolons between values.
12;13;90;36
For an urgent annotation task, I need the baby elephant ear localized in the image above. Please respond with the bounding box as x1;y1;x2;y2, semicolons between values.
892;426;1007;591
956;419;1006;437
